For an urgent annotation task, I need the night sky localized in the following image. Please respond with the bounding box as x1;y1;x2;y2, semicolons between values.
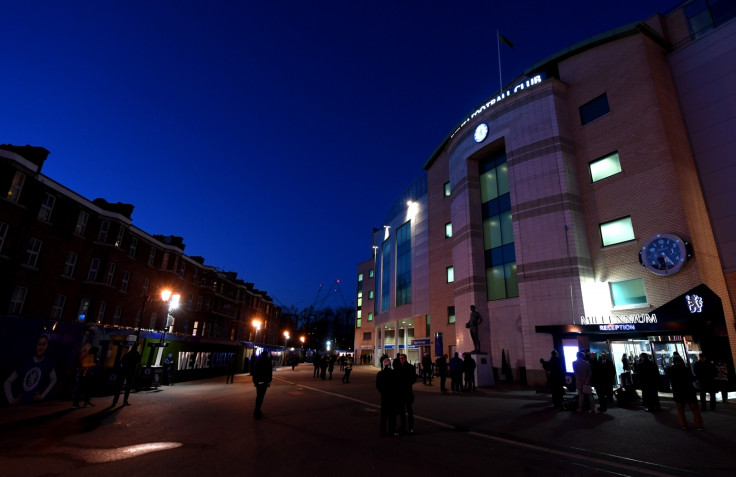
2;1;679;310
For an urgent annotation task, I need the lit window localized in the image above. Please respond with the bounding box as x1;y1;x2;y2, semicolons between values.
580;93;610;125
600;216;635;246
369;290;374;299
445;222;453;238
610;278;647;307
368;312;373;322
6;172;25;203
444;182;451;197
448;306;456;324
369;269;374;278
446;266;454;283
590;152;622;182
356;318;362;328
114;227;124;248
78;298;91;322
358;273;364;282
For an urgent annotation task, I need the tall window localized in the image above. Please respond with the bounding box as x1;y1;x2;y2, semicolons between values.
480;151;518;300
444;181;452;197
75;210;89;236
368;312;373;322
600;216;635;246
580;93;610;125
381;239;391;312
148;247;156;266
113;306;123;325
38;193;56;221
448;306;456;324
445;222;453;238
106;263;117;286
6;171;25;203
9;286;28;314
98;221;110;242
446;266;454;283
24;238;42;268
120;271;130;292
128;237;138;258
179;261;186;278
0;221;9;254
63;251;78;277
589;152;622;182
51;294;66;319
141;278;150;297
87;258;101;281
96;301;107;324
396;221;411;307
161;252;170;270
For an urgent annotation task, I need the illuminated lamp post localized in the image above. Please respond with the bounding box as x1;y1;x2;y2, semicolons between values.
300;335;305;363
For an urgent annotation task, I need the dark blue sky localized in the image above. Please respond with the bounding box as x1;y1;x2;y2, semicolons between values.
2;1;679;310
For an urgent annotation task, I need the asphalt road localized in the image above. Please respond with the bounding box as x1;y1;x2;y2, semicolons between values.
1;364;734;476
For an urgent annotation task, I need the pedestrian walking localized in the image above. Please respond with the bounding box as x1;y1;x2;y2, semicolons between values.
252;351;273;419
226;354;236;384
573;351;595;413
436;354;448;393
376;356;399;437
667;355;704;430
328;354;335;380
540;350;565;410
342;354;353;383
111;344;141;407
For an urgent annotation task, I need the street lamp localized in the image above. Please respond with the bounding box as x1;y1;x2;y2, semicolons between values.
284;331;290;347
252;319;261;343
161;290;180;340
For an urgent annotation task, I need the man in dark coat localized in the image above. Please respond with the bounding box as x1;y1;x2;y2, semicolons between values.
540;350;565;410
111;344;141;407
376;356;399;437
422;352;433;385
693;353;717;411
396;354;417;434
592;351;615;411
638;352;661;412
252;351;273;419
667;355;704;430
436;354;448;393
449;352;464;393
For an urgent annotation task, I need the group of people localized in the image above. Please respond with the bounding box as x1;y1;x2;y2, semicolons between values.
376;353;417;437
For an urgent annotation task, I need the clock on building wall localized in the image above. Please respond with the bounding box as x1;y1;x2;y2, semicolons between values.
474;123;488;143
639;233;693;276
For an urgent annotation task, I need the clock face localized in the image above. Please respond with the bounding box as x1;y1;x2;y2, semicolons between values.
474;123;488;143
640;233;688;275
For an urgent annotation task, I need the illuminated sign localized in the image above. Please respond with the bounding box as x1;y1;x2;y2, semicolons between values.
177;351;235;370
599;324;637;331
580;314;657;325
450;74;545;139
686;294;703;313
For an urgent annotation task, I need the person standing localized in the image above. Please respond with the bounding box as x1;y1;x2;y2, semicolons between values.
252;351;273;419
637;353;661;412
593;351;615;412
467;305;484;353
226;354;237;384
75;346;100;408
540;350;565;410
449;352;463;393
573;351;595;413
667;355;704;430
4;334;58;405
693;354;717;411
463;353;477;392
376;356;399;437
328;353;335;380
342;354;353;383
422;352;433;385
112;344;141;407
436;354;449;393
395;354;416;435
313;352;321;378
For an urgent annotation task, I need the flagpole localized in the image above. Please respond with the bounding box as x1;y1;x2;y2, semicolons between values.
497;29;503;92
